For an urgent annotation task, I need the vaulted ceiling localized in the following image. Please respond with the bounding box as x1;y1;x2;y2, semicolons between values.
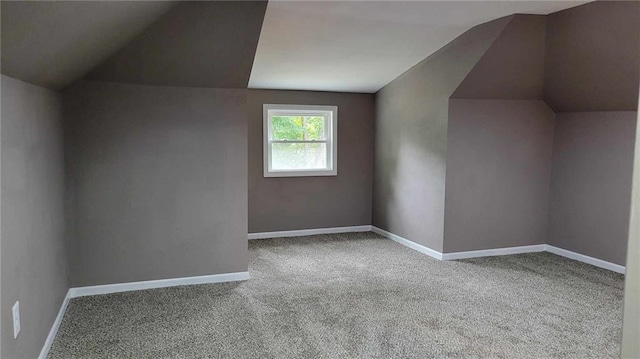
2;1;592;93
544;0;640;111
1;1;177;89
85;1;267;89
249;1;589;93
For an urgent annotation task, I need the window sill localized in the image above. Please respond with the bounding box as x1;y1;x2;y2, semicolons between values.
264;169;337;178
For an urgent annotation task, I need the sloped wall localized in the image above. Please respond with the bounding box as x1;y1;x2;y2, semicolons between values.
373;17;511;252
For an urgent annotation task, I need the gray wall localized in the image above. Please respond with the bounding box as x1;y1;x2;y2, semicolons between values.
621;101;640;359
373;17;511;251
64;81;248;287
444;99;555;252
544;1;640;112
248;90;374;233
442;16;555;253
1;75;68;359
375;4;639;259
548;112;637;266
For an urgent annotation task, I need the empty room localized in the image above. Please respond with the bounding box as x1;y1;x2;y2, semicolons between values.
1;0;640;358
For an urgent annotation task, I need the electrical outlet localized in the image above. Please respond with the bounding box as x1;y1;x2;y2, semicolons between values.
12;301;20;339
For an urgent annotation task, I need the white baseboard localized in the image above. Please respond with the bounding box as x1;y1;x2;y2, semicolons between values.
39;271;249;358
248;225;372;240
545;245;625;274
36;232;624;359
442;244;547;260
371;226;443;260
38;290;71;359
371;226;626;274
68;271;250;298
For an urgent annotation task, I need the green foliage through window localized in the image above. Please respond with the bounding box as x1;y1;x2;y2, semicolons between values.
271;116;325;141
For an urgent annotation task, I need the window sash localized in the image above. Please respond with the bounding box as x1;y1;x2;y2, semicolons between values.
268;141;331;171
269;140;329;144
268;114;329;142
268;142;329;172
267;112;332;171
263;104;337;177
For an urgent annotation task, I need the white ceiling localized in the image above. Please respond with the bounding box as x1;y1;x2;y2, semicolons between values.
249;1;590;93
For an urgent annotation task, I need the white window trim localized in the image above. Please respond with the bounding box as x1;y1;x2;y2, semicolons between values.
263;104;338;178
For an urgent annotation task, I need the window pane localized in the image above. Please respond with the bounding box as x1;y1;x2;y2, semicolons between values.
304;116;326;140
271;115;326;141
271;143;327;170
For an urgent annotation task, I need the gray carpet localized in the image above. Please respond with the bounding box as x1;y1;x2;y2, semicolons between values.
48;232;625;358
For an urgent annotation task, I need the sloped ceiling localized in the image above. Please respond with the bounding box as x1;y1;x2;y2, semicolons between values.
86;1;267;89
452;15;547;100
544;1;640;112
5;0;631;105
1;1;177;90
249;1;589;93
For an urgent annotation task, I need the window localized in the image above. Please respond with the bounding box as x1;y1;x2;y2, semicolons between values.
263;104;337;177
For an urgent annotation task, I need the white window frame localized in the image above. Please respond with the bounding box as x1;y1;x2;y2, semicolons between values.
263;104;338;177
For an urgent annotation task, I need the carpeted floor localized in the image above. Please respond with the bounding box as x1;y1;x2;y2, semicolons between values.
48;232;625;358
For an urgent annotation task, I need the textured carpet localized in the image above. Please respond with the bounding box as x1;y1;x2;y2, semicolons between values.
48;232;625;358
